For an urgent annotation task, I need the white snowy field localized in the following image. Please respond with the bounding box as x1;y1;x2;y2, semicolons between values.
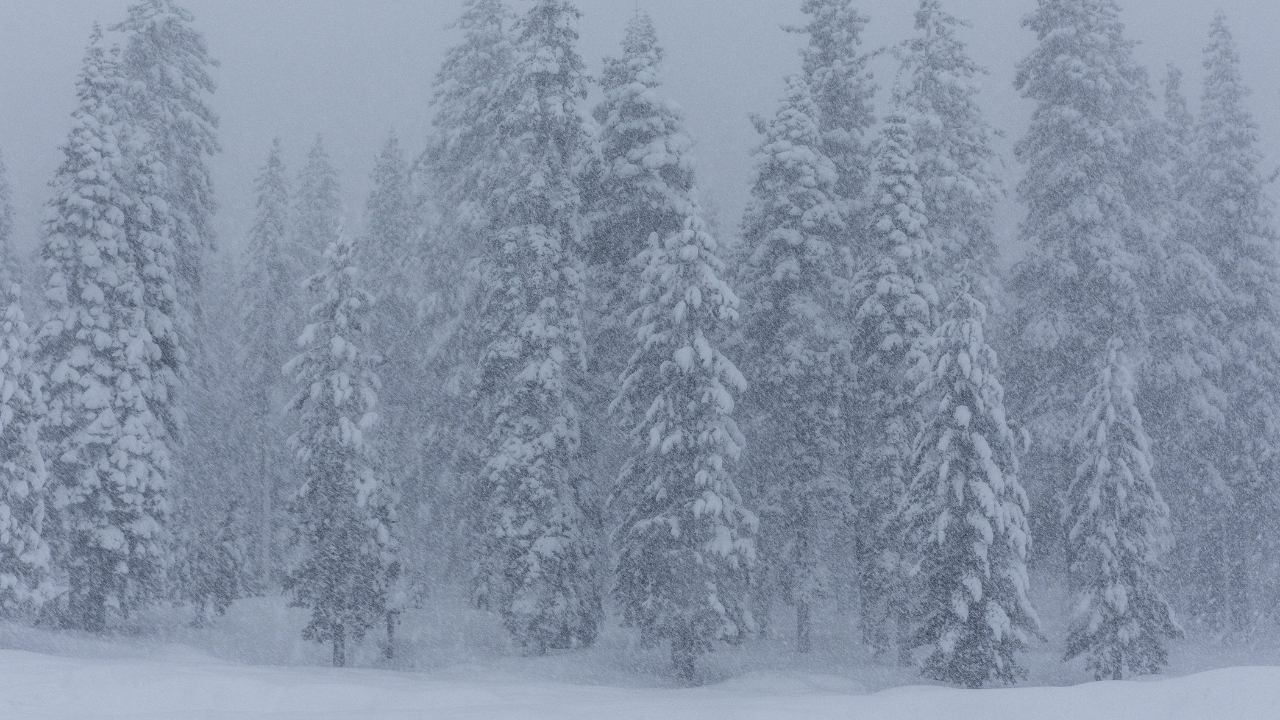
1;649;1278;720
2;595;1280;719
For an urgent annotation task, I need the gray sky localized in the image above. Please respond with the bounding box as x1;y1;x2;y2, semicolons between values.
2;0;1279;261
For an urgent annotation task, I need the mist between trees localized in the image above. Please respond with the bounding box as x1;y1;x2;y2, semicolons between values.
0;0;1276;689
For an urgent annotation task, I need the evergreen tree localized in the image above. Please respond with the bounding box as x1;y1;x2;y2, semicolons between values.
0;289;52;615
471;0;602;654
903;282;1039;687
1182;14;1280;633
1146;65;1231;632
788;0;877;220
737;73;847;653
294;137;342;268
1010;1;1176;675
0;150;18;289
358;131;417;646
237;139;297;585
848;109;937;655
427;0;515;227
894;0;1002;288
283;235;397;668
415;0;517;586
37;29;175;631
1010;0;1168;472
1064;338;1181;680
613;202;756;681
887;1;1040;686
585;11;696;302
113;0;218;330
359;133;418;362
581;11;700;579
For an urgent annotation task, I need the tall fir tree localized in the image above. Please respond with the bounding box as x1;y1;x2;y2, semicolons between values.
1065;339;1181;680
357;131;417;641
1011;0;1178;677
283;234;397;668
1146;65;1232;632
890;0;1040;686
581;12;696;513
848;109;937;655
417;0;517;585
788;0;877;223
613;201;756;681
737;73;847;652
0;150;18;290
471;0;602;654
236;139;297;584
359;133;418;369
0;289;52;615
1181;14;1280;633
294;137;343;269
38;29;176;631
113;0;218;339
785;1;887;650
904;282;1039;687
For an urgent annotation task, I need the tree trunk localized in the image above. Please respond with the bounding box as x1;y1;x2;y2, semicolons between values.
260;443;273;588
796;599;812;654
384;611;396;660
895;607;913;668
1229;546;1251;632
671;626;697;683
332;624;346;668
67;566;107;632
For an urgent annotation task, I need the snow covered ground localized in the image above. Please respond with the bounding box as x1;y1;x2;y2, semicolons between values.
2;595;1279;719
1;648;1278;719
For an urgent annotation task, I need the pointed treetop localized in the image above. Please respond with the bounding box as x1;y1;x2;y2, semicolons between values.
1201;13;1252;125
1017;0;1148;108
789;0;875;114
602;10;662;93
1163;65;1193;138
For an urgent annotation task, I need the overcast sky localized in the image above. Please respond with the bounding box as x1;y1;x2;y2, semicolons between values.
2;0;1279;262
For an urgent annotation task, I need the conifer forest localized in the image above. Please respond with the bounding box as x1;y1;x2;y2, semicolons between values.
4;0;1280;715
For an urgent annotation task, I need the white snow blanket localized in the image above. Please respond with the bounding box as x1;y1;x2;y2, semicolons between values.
0;649;1275;719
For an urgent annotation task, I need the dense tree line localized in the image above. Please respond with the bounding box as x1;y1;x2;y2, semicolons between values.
0;0;1278;687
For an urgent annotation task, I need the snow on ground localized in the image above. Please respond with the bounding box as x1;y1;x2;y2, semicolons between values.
1;648;1277;719
1;594;1279;719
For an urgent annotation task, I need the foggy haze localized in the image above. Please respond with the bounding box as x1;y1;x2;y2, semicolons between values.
3;0;1278;256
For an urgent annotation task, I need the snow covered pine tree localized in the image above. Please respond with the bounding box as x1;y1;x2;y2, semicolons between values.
1065;339;1180;680
782;0;883;649
891;0;1041;687
357;132;418;653
1145;64;1233;633
788;0;877;229
294;137;343;270
738;73;847;654
580;11;694;546
113;0;219;312
38;27;178;632
0;289;52;616
612;201;757;681
470;0;603;654
0;150;20;291
418;0;517;582
849;108;937;659
1012;0;1181;678
1178;14;1280;634
283;235;398;668
237;139;298;586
